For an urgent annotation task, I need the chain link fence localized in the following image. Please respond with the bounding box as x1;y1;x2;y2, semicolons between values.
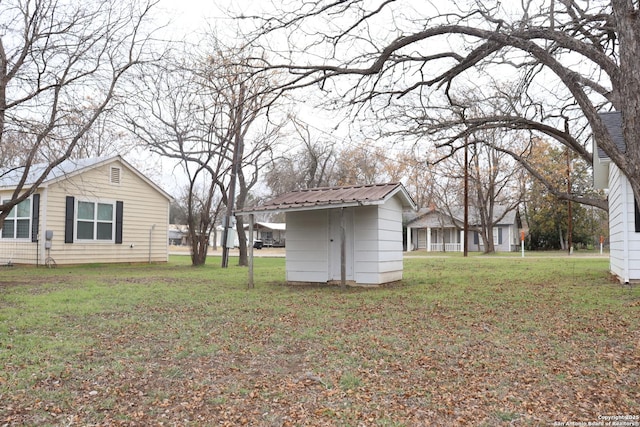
0;241;39;266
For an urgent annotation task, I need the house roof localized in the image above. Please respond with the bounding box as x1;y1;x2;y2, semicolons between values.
0;155;173;201
255;222;286;231
237;183;417;214
405;205;518;228
598;111;625;159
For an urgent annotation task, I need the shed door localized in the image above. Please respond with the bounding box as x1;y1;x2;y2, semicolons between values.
329;208;354;281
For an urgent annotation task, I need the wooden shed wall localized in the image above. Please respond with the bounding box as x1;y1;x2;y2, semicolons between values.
285;209;330;283
284;196;405;285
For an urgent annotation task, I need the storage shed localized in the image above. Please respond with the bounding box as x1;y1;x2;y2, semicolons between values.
238;183;416;286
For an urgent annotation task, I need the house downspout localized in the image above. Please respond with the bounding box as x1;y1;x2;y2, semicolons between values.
40;187;49;266
148;224;156;264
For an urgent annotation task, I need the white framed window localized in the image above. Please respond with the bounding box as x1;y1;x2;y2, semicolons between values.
1;198;31;240
493;227;503;245
76;200;115;242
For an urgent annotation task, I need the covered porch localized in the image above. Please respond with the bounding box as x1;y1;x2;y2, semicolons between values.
408;226;464;252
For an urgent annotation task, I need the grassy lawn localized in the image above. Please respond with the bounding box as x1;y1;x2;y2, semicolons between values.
0;255;638;426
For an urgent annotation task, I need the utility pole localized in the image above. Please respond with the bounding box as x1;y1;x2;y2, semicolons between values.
221;83;245;268
567;148;573;255
463;136;469;257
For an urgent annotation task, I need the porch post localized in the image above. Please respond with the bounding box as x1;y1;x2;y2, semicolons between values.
460;229;464;252
427;227;431;252
407;226;412;252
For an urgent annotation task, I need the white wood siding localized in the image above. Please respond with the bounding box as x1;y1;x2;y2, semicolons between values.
284;194;406;285
42;160;170;265
285;210;329;283
375;196;404;282
353;205;380;284
608;164;640;282
351;198;404;284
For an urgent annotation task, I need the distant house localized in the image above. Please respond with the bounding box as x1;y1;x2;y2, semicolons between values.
594;112;640;283
212;222;285;249
254;222;286;247
238;183;417;286
405;206;521;252
0;156;172;265
169;224;188;246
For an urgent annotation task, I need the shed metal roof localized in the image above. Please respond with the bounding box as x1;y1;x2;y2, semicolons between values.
238;182;417;214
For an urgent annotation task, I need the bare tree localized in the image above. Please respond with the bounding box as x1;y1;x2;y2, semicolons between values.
411;82;608;211
333;141;389;186
126;52;231;266
265;118;338;194
243;1;640;208
0;0;161;226
467;134;525;253
127;40;283;267
200;44;285;267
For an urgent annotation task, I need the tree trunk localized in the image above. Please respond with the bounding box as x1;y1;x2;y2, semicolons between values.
613;1;640;211
236;214;248;266
189;226;208;266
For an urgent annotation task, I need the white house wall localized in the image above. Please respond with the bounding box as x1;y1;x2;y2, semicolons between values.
608;163;640;282
466;225;518;252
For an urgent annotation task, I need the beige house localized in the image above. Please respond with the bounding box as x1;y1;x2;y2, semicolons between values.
0;156;172;265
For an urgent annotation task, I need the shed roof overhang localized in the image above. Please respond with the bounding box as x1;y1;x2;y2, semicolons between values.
237;183;417;215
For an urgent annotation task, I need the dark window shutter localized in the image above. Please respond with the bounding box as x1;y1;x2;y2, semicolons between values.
473;231;479;245
65;196;75;243
115;201;123;244
31;194;40;242
498;227;503;245
635;197;640;233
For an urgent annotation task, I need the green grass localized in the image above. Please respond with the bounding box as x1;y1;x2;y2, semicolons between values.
0;254;638;426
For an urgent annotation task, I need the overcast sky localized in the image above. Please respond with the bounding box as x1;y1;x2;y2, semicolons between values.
154;0;260;43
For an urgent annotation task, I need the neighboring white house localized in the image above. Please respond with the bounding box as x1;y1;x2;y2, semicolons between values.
238;183;417;286
0;156;172;265
213;222;286;248
594;112;640;283
254;222;286;247
169;224;188;246
405;206;521;252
